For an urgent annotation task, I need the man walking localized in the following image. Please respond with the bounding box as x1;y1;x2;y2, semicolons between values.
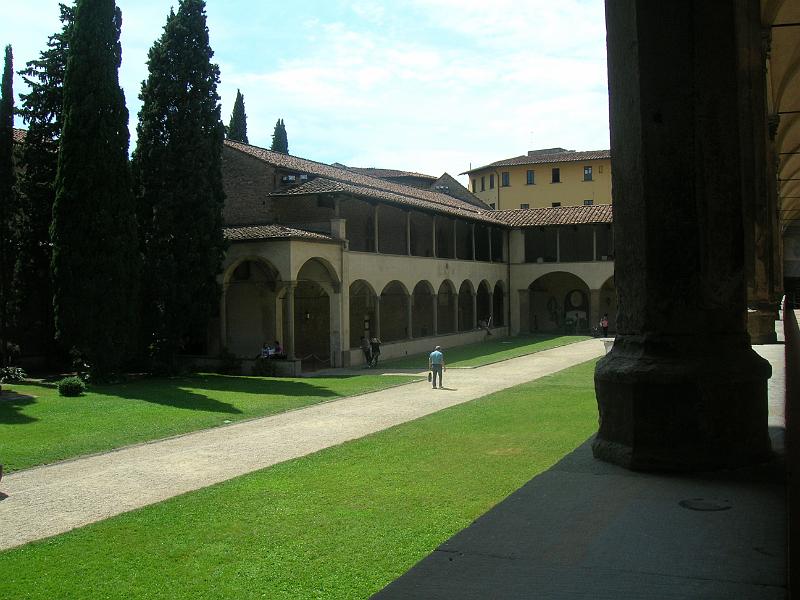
429;345;446;389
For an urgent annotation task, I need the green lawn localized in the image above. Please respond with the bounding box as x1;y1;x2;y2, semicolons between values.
380;334;591;369
0;360;599;600
0;373;417;472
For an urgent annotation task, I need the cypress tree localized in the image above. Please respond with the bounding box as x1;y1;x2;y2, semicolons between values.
0;45;18;366
270;118;288;154
226;88;248;143
51;0;140;376
16;4;73;363
132;0;226;372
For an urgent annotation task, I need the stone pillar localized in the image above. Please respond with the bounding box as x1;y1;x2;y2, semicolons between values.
508;229;525;263
432;216;437;258
471;223;476;261
406;295;413;339
489;291;494;323
595;0;771;471
329;284;342;368
406;211;412;256
374;295;381;340
219;282;228;350
589;289;602;334
432;293;438;334
743;6;777;344
453;292;459;332
283;282;297;360
373;205;380;253
471;291;477;329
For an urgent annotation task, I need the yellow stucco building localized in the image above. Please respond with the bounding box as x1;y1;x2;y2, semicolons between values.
462;147;612;211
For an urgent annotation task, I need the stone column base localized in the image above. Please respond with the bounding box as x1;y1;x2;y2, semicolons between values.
593;334;772;471
747;309;777;344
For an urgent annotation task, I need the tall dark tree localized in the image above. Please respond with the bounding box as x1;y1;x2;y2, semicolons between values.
226;88;248;143
0;45;18;366
132;0;226;371
51;0;140;376
270;118;288;154
16;3;73;363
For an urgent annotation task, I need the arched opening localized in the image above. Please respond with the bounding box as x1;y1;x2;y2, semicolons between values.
294;258;337;366
437;280;457;334
380;281;409;342
412;281;435;338
458;280;475;332
493;281;506;327
476;281;491;326
349;280;377;348
225;258;281;357
600;277;617;333
528;272;590;334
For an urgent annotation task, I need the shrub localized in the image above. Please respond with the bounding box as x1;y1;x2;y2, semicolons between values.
58;376;86;397
0;366;27;383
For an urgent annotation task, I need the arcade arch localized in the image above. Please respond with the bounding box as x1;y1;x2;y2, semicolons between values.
380;281;410;342
527;272;590;334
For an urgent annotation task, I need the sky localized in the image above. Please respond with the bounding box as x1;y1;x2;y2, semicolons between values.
1;0;610;185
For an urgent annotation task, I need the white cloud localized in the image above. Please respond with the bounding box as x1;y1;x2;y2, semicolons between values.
3;1;610;185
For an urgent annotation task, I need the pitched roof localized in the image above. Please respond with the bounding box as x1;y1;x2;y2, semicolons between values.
493;204;613;227
334;164;437;181
12;128;26;143
225;140;503;225
462;149;611;174
274;177;507;224
429;172;489;209
224;224;335;243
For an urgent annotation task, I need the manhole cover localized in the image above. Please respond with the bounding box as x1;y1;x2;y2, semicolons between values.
678;498;732;511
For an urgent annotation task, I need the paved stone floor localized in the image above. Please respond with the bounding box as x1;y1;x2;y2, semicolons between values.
0;338;605;551
375;340;788;600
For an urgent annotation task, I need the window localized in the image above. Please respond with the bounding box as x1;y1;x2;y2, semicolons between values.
481;176;485;191
583;199;593;206
526;170;535;185
472;179;477;192
520;203;530;209
583;166;593;181
551;202;561;207
501;172;510;187
552;168;561;183
489;174;495;189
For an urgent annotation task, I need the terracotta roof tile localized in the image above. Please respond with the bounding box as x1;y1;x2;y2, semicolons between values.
225;140;501;224
224;224;334;242
462;149;611;174
12;128;26;143
337;165;437;181
493;204;613;227
274;177;506;224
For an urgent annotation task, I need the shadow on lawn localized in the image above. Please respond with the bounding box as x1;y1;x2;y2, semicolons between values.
88;374;342;414
0;391;38;425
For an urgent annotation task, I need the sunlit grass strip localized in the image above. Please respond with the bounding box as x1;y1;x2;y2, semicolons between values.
0;360;599;600
382;334;591;369
0;374;418;472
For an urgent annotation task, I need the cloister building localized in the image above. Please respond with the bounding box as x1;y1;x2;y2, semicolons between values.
216;140;615;372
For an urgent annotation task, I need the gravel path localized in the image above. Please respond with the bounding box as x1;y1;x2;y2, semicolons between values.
0;339;605;551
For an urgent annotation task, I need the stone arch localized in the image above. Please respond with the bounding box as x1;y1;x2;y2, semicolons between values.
412;280;435;338
349;279;378;349
476;280;492;327
294;258;336;366
224;257;282;357
380;280;410;342
528;272;590;334
493;280;506;327
437;280;457;334
458;280;475;332
294;256;340;289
